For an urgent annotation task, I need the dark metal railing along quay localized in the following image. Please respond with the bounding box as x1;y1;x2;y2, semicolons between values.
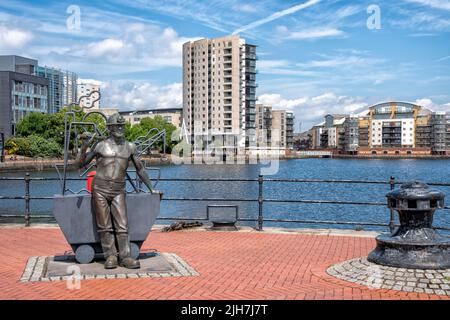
1;174;450;232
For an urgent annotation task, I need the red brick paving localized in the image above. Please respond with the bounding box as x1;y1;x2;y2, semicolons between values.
0;227;449;300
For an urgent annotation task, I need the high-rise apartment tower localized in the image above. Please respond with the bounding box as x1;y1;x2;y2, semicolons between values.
182;35;257;150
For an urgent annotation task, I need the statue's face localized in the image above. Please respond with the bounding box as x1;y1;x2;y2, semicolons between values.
109;124;125;139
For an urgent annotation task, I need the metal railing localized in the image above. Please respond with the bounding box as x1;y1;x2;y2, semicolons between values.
0;174;450;232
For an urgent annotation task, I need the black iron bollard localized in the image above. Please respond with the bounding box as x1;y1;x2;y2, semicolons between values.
368;181;450;269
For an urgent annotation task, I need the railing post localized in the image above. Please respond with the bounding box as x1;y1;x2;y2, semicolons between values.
258;174;264;231
25;173;31;227
389;176;395;233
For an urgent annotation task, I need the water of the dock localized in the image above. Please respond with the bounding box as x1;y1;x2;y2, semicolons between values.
0;225;449;300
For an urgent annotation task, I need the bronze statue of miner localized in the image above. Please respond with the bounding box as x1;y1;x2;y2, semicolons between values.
78;113;157;269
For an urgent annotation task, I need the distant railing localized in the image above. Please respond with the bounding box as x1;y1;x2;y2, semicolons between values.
0;174;449;232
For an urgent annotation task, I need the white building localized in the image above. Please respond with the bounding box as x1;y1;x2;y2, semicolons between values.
77;80;101;109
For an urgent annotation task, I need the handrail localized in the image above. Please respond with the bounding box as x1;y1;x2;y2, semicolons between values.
0;174;449;231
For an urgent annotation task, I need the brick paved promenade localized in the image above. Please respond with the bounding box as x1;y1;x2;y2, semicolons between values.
0;226;449;300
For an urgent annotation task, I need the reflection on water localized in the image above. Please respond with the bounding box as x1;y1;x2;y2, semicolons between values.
0;159;449;233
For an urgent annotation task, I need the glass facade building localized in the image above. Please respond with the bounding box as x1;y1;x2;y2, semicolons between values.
36;66;64;113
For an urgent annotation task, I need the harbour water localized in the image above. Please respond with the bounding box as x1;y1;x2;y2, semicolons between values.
0;158;449;232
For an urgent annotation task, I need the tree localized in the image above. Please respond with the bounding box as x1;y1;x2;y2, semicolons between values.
132;116;178;153
5;135;62;158
15;112;50;137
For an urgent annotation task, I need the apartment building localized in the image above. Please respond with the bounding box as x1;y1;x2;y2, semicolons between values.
309;102;450;155
255;104;295;149
0;55;80;138
255;103;272;146
182;35;257;151
120;108;183;128
0;56;49;138
35;66;64;114
63;70;78;107
77;81;101;109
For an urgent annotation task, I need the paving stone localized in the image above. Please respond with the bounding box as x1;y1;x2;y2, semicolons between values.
126;274;138;278
413;288;425;293
403;286;414;292
429;284;440;289
430;279;442;284
417;283;428;289
424;288;435;294
435;290;446;296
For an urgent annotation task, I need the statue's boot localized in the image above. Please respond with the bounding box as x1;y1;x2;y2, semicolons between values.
117;233;140;269
100;232;118;269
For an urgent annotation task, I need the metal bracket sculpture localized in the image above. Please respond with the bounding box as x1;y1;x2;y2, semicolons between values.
59;90;165;195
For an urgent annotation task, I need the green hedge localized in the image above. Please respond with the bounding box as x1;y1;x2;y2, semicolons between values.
5;135;62;158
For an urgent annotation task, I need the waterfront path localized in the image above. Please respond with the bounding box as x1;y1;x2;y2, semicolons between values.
0;226;449;300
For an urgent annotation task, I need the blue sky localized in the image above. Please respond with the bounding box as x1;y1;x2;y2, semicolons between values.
0;0;449;130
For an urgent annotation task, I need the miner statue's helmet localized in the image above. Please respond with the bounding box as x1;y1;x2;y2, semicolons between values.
106;113;126;127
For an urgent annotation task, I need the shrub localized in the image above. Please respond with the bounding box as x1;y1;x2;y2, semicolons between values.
4;135;62;158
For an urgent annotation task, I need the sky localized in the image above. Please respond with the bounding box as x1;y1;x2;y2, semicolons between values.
0;0;449;130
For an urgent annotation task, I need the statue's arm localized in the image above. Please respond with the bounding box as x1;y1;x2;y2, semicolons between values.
77;135;97;168
130;143;162;197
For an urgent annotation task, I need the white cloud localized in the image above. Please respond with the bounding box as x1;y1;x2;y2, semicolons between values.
87;39;124;58
237;4;259;13
415;98;450;111
78;78;104;86
404;0;450;11
39;23;199;75
258;92;368;129
257;60;290;69
286;28;345;40
0;25;33;49
389;10;450;32
297;55;384;68
102;81;182;110
436;55;450;62
232;0;321;34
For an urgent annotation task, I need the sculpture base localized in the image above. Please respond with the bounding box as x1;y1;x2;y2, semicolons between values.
368;234;450;269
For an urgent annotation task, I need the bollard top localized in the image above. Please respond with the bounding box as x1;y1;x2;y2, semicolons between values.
386;181;445;201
